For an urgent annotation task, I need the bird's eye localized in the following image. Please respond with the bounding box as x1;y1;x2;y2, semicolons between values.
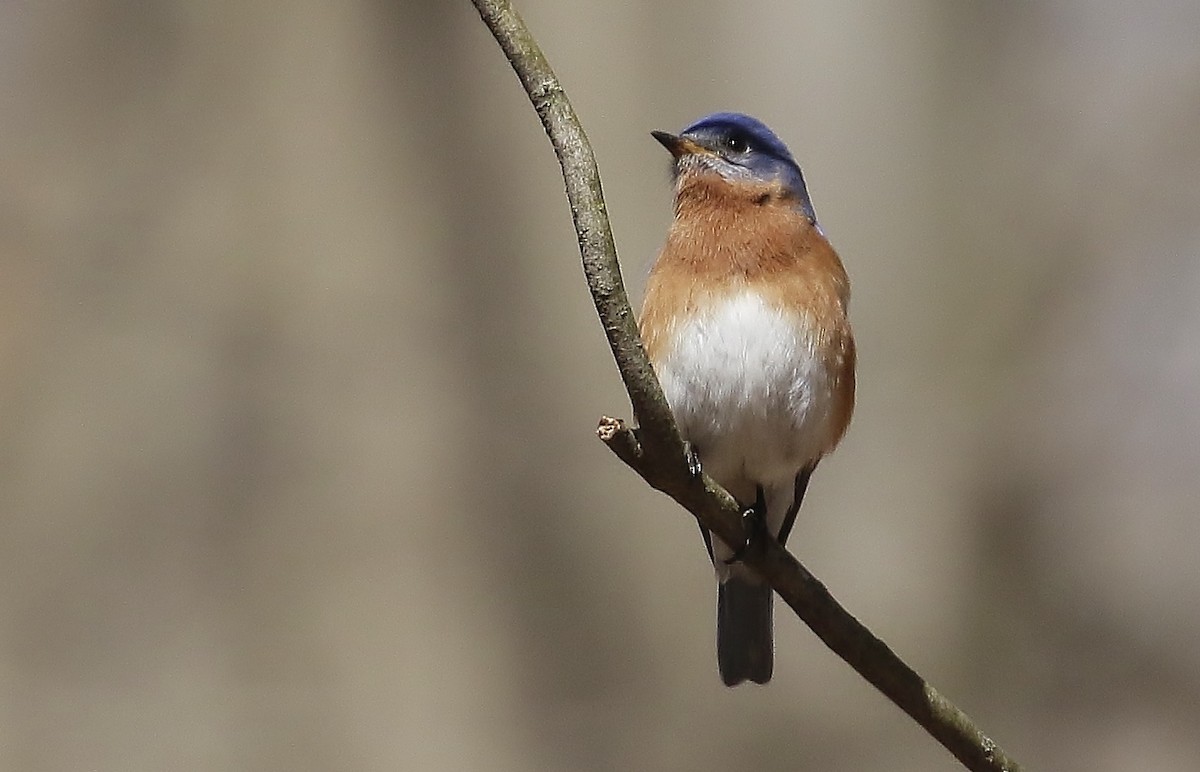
723;134;750;154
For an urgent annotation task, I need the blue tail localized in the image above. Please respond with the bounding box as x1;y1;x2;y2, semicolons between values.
717;577;773;686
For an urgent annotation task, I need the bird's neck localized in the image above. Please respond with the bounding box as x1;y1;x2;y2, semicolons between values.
664;174;823;279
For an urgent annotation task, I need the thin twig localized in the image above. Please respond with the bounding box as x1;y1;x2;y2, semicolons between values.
469;2;1022;770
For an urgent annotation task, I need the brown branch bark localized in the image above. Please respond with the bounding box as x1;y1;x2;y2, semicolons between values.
469;2;1023;771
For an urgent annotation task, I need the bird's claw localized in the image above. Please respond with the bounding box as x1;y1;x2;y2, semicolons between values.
723;486;767;565
684;442;703;479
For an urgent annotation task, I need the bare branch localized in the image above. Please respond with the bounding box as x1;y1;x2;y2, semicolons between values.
469;2;1022;771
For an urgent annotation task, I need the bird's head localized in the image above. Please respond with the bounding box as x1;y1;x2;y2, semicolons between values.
652;112;815;222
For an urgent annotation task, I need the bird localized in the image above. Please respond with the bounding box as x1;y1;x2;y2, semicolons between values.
640;112;855;686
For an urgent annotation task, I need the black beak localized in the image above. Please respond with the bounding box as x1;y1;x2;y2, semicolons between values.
651;130;680;153
651;130;707;158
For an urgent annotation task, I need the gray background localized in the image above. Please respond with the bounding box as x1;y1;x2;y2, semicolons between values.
2;2;1199;770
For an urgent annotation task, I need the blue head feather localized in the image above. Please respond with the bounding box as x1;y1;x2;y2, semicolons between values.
679;112;816;222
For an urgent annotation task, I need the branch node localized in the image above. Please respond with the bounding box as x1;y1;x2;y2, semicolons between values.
597;415;644;469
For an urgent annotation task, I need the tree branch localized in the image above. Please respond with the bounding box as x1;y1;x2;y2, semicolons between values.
469;2;1022;771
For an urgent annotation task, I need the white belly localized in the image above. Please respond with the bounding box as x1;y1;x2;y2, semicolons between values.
656;290;835;495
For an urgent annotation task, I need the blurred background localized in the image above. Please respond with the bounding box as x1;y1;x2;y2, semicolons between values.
1;1;1198;770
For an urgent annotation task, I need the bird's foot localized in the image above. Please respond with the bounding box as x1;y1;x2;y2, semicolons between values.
723;485;767;565
684;442;703;479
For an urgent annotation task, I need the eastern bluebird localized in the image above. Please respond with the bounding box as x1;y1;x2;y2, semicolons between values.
641;113;855;686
